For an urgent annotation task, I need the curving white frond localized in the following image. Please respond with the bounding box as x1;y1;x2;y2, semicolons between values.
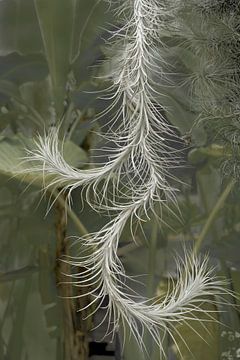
22;0;228;353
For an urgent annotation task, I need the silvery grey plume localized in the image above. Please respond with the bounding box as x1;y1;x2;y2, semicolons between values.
22;0;230;354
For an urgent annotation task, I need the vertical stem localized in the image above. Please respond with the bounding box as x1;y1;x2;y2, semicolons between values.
193;179;235;254
55;195;92;360
53;190;88;237
146;220;167;359
147;220;159;297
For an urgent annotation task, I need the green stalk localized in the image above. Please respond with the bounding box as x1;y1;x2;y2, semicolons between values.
146;220;168;360
54;190;91;360
52;190;89;237
194;179;235;254
147;220;159;297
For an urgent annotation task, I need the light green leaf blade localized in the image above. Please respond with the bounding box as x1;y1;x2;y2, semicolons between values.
6;278;32;360
174;302;219;360
34;0;75;114
0;133;88;185
0;266;38;283
0;0;43;55
0;53;48;85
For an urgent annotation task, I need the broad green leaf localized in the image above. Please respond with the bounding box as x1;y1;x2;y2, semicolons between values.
217;266;240;360
158;89;197;135
22;287;59;359
0;133;88;185
189;144;226;165
6;277;32;360
122;335;145;360
70;0;108;61
0;266;38;283
0;336;4;359
156;280;219;360
0;179;52;271
0;77;55;132
71;0;109;87
0;79;47;132
34;0;74;114
0;0;108;113
0;0;43;55
174;301;219;360
18;77;54;128
0;178;60;359
34;0;108;114
0;79;21;98
0;53;48;85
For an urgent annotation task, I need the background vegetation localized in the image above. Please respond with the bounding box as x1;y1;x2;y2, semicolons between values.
0;1;239;359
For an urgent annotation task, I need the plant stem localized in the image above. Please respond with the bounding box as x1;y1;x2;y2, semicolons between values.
52;190;89;237
54;192;91;360
145;220;161;358
193;179;235;254
147;220;159;298
197;171;219;244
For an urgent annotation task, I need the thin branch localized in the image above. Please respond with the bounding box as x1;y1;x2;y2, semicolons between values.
194;179;235;254
52;190;89;237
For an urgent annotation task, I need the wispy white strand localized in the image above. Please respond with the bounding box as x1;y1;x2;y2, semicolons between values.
66;228;227;353
22;0;229;352
25;0;179;210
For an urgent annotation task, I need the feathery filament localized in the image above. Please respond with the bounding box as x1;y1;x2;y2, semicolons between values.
23;0;229;353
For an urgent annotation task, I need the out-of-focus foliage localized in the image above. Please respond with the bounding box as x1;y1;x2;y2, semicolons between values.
0;1;108;359
0;0;239;360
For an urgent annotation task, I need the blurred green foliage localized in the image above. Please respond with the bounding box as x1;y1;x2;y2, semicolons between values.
0;1;239;360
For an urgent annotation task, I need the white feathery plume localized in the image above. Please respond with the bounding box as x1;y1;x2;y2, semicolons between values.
27;0;179;210
22;0;229;353
66;236;226;353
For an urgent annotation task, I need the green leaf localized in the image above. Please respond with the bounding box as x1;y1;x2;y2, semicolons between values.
156;280;219;360
0;133;88;185
34;0;75;114
22;283;59;359
158;89;197;135
6;277;32;360
71;0;109;87
174;301;219;360
217;266;240;360
188;144;226;165
0;53;48;85
0;77;55;132
0;79;21;98
33;0;108;115
18;77;54;128
122;334;146;360
0;266;38;283
35;0;108;112
0;178;60;358
0;0;43;55
70;0;108;60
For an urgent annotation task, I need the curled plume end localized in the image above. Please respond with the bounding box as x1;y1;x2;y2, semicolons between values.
20;0;234;354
